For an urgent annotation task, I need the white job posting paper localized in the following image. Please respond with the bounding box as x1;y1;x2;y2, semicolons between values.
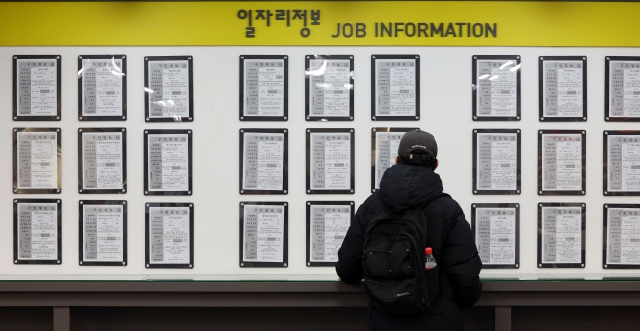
149;207;190;264
243;59;285;117
16;59;58;116
147;60;190;118
606;208;640;265
476;60;517;117
609;61;640;118
148;134;189;192
310;205;351;262
618;212;640;264
310;132;351;190
543;61;583;117
242;132;284;191
375;59;416;117
17;131;58;189
17;203;58;260
82;132;123;190
83;205;124;262
374;131;404;189
243;205;285;263
476;133;518;191
81;58;124;116
542;207;582;264
608;135;640;192
542;134;582;191
475;208;516;265
308;59;351;117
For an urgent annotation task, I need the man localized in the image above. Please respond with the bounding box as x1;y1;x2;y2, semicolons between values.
336;129;482;331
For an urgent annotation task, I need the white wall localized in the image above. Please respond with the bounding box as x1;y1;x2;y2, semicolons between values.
1;46;638;278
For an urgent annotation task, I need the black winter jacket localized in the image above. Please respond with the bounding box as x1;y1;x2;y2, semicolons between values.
336;164;482;331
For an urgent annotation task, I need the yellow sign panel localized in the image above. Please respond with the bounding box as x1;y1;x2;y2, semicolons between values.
2;1;640;46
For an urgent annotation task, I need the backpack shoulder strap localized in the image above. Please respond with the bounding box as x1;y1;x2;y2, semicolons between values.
367;193;450;235
403;193;451;240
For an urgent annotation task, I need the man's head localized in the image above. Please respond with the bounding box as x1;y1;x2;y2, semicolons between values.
395;129;439;170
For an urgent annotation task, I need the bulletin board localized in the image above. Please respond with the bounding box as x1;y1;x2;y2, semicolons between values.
2;1;640;279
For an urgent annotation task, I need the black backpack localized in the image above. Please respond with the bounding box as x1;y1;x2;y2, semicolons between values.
362;193;449;315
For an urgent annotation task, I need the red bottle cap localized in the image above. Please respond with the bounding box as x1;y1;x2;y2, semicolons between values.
425;247;432;255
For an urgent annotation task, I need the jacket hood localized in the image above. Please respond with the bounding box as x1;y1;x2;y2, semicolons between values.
379;164;444;212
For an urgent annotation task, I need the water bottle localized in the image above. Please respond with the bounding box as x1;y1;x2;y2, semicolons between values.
424;247;437;270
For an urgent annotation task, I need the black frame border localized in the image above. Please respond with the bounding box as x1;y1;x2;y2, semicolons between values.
471;203;520;269
78;128;128;194
306;201;354;267
537;130;587;196
305;55;355;122
78;55;127;121
13;55;62;121
537;202;586;269
306;128;356;195
78;200;128;267
13;199;62;265
371;54;420;121
370;127;419;193
239;55;289;121
13;127;62;194
143;129;193;196
472;55;521;121
538;56;588;122
239;201;289;268
144;55;194;123
239;128;288;195
472;129;522;195
145;202;194;269
603;131;640;196
604;56;640;122
603;204;640;269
